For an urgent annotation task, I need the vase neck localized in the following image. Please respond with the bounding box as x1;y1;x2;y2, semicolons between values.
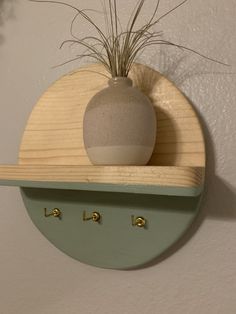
108;77;133;87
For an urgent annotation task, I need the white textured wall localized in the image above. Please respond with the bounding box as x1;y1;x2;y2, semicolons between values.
0;0;236;313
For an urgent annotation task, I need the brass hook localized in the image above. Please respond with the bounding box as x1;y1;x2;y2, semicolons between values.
131;216;146;228
44;208;62;219
83;211;101;223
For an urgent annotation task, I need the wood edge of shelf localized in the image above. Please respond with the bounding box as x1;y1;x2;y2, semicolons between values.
0;164;205;197
0;179;203;197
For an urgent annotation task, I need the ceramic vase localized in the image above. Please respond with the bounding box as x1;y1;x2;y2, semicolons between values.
83;77;156;165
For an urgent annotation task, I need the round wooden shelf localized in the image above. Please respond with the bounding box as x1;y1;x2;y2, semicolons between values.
19;63;205;168
0;63;206;269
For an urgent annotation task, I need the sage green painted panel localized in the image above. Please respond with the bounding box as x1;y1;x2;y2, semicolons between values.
0;179;202;197
21;188;201;269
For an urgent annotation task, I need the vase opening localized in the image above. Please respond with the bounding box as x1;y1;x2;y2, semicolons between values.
108;77;133;87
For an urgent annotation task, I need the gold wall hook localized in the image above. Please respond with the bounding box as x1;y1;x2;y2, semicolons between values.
44;208;61;218
83;211;101;223
132;216;146;228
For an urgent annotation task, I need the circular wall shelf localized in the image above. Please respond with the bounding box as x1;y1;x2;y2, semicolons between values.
0;63;205;269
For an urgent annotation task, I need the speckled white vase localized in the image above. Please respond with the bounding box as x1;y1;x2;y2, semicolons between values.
83;77;157;165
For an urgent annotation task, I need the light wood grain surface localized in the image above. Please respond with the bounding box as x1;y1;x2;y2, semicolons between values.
18;63;205;167
0;64;205;189
0;165;204;188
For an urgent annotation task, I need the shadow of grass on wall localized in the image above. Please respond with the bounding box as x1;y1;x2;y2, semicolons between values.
0;0;16;45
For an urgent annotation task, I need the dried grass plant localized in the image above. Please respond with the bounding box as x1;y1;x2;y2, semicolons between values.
30;0;228;77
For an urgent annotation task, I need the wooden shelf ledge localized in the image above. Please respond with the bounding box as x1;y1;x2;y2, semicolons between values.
0;165;204;197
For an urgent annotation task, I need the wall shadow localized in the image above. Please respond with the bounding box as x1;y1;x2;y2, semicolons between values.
196;110;236;221
187;90;236;222
0;0;16;45
141;45;233;89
